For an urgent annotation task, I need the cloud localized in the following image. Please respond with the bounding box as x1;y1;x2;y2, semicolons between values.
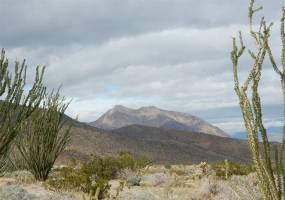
1;0;284;137
0;0;282;48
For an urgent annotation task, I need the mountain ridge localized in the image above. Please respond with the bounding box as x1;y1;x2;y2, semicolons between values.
59;122;253;164
89;105;229;137
59;115;279;164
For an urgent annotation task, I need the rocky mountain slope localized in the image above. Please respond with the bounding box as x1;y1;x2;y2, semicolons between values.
2;109;273;164
90;105;229;137
59;119;253;164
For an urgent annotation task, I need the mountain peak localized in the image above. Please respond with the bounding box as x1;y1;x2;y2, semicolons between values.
139;106;160;111
90;105;229;137
112;105;130;111
139;105;159;109
112;105;160;112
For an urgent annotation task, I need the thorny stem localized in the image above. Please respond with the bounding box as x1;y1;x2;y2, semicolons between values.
231;0;285;199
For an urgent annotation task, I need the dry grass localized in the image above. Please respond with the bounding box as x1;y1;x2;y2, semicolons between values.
0;163;261;200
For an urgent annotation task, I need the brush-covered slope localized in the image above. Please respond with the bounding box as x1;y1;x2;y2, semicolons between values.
60;119;252;164
109;125;251;163
90;105;229;137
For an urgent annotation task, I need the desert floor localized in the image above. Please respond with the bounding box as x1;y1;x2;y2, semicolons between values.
0;164;261;200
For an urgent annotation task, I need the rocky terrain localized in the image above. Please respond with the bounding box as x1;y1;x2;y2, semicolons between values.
0;164;261;200
90;105;229;137
61;121;252;164
59;107;281;164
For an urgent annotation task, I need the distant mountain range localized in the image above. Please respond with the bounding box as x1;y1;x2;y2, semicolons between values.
58;106;280;164
90;105;229;137
55;105;257;164
61;121;253;164
233;126;283;142
2;104;276;164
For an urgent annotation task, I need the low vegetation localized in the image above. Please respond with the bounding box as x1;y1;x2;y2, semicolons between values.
0;0;284;199
15;90;71;181
0;47;72;184
0;49;46;170
210;161;255;179
0;162;262;200
46;152;150;199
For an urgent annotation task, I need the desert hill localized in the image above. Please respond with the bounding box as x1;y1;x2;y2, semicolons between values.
90;105;229;137
60;119;253;164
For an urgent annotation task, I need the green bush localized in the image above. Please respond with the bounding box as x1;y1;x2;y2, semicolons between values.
164;164;172;170
126;175;141;186
46;153;149;199
170;168;187;176
47;157;114;198
117;152;150;170
0;49;46;171
210;161;255;179
16;90;71;181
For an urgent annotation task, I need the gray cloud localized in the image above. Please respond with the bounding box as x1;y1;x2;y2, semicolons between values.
1;0;284;137
0;0;282;47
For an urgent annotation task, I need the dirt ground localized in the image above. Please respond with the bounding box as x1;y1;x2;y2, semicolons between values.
0;164;261;200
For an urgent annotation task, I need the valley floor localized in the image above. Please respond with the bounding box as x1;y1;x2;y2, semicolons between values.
0;164;261;200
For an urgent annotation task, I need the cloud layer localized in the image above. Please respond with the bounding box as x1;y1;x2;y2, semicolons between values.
1;0;284;137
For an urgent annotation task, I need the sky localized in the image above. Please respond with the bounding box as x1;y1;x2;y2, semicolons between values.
1;0;284;139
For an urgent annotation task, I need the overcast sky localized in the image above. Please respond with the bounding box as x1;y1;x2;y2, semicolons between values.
1;0;284;138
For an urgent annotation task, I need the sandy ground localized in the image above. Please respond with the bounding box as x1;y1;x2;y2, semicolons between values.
0;164;262;200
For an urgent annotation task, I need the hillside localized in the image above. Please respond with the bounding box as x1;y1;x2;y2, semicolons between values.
109;125;251;163
60;119;253;164
0;107;254;164
90;105;229;137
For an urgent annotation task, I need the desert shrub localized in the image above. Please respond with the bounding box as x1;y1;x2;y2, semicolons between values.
47;157;113;198
208;182;219;196
47;153;149;199
4;170;35;184
210;161;255;179
117;168;136;180
171;169;186;176
15;90;71;181
169;167;188;176
164;164;171;170
0;49;46;171
140;173;170;187
199;162;208;174
117;152;150;170
126;175;141;186
4;149;28;172
81;156;121;181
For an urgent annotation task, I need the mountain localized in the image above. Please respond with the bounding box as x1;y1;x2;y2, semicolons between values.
109;125;252;163
61;116;250;164
59;117;280;164
89;105;229;137
1;103;272;164
59;119;252;164
233;127;283;142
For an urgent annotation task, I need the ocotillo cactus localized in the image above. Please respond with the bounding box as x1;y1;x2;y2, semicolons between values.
0;49;46;170
231;0;285;199
16;89;71;181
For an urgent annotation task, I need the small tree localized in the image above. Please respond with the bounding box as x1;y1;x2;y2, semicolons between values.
16;90;71;181
0;49;46;169
231;0;285;199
